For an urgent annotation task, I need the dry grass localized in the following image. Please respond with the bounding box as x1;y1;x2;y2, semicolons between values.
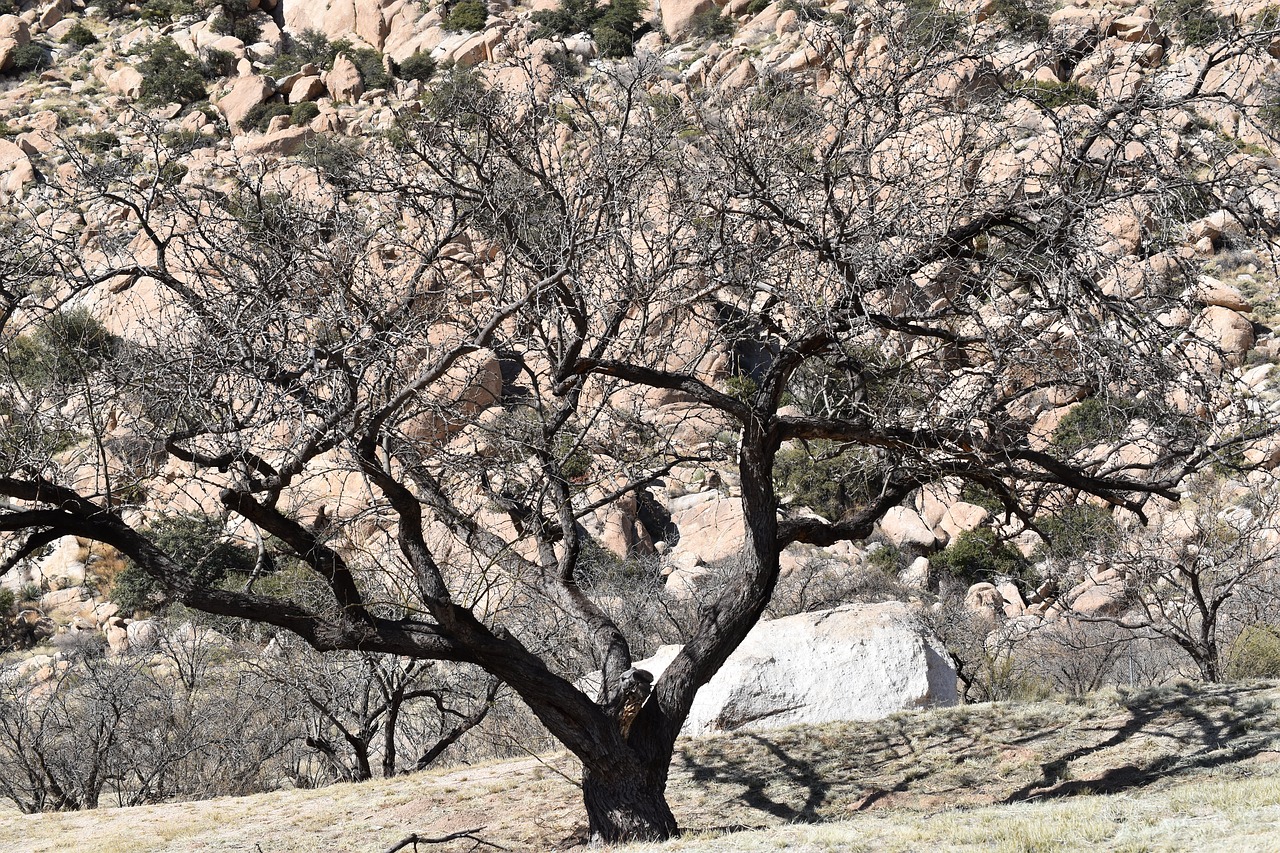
4;681;1280;852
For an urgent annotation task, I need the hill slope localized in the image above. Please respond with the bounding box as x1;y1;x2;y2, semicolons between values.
4;681;1280;852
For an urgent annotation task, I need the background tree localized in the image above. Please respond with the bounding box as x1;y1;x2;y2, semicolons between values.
2;4;1278;841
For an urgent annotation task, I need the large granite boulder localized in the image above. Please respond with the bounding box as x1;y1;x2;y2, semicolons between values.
624;602;956;736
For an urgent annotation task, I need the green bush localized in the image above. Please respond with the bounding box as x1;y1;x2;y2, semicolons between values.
0;0;16;15
774;441;875;522
991;0;1050;40
1161;0;1229;46
0;588;15;615
202;47;237;78
1226;625;1280;680
8;308;118;389
688;7;736;39
7;43;49;76
396;49;437;83
1012;79;1098;109
241;100;292;132
1033;503;1118;561
291;100;320;126
746;0;771;14
445;0;488;32
531;0;643;57
61;21;100;46
932;527;1032;587
138;36;208;105
113;515;255;615
346;46;391;90
1049;396;1141;455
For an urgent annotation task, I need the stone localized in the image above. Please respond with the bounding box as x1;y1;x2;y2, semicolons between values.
664;492;746;569
126;619;159;651
1192;276;1252;313
877;506;940;551
216;74;275;128
1192;306;1255;367
326;53;364;103
105;624;129;655
0;14;30;47
39;585;88;610
604;602;956;736
939;501;990;540
660;0;717;40
106;65;145;100
288;74;325;103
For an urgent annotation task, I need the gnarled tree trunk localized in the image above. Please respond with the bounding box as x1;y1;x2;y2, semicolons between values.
581;762;678;843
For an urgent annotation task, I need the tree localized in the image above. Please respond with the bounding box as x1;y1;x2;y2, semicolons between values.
2;5;1278;841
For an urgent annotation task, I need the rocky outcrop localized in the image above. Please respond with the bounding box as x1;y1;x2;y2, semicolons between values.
625;602;956;736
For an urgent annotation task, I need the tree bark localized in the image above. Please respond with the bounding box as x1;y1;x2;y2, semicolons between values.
581;763;678;844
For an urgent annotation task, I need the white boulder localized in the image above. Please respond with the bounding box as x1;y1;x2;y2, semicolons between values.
626;602;956;736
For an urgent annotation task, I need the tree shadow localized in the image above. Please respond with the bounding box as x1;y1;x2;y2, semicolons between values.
1003;681;1277;803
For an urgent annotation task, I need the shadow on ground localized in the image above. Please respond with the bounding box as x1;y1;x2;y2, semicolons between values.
668;681;1280;833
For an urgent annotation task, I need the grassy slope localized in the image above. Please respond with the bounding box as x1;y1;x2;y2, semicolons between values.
4;682;1280;852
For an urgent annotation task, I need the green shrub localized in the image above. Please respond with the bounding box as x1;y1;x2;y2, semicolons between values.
113;515;255;614
346;46;391;90
932;527;1032;587
290;100;320;126
0;0;16;15
991;0;1050;40
746;0;771;14
1161;0;1229;46
1012;79;1098;109
61;21;100;46
396;49;437;83
445;0;488;32
531;0;643;57
1226;625;1280;680
8;308;118;389
241;100;292;132
774;441;876;522
688;7;735;39
0;588;15;615
138;36;208;105
7;43;49;76
1033;503;1118;561
19;582;41;602
202;47;237;78
1049;395;1141;455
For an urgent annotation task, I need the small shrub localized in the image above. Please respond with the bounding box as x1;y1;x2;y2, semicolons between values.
290;100;320;126
7;43;49;76
991;0;1050;40
347;46;390;90
8;308;118;389
60;21;100;47
202;47;237;78
241;100;292;132
774;441;876;522
445;0;488;32
1033;503;1118;561
746;0;771;14
688;7;735;40
1049;396;1141;455
0;0;16;15
113;515;255;614
137;36;208;105
1226;625;1280;680
1161;0;1229;46
0;588;15;615
1012;79;1098;109
19;582;41;602
396;49;437;83
932;527;1032;588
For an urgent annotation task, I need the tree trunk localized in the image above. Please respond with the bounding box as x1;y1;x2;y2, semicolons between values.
581;765;677;843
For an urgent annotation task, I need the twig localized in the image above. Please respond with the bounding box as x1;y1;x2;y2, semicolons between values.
381;828;509;852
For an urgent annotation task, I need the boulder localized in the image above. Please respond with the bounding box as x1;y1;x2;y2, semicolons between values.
326;53;364;103
106;66;145;100
664;491;746;569
0;15;30;47
617;602;956;736
126;619;159;651
1192;305;1255;367
288;74;325;103
216;74;276;128
877;506;940;551
659;0;717;40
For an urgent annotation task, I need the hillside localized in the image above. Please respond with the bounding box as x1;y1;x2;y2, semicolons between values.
4;681;1280;851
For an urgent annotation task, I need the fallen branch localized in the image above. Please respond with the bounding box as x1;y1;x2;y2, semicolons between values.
381;827;508;852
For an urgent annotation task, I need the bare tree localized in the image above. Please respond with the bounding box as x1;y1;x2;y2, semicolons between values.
2;6;1278;840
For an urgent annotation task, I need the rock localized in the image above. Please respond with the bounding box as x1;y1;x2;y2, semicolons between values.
39;585;88;610
996;581;1026;618
659;0;717;40
105;624;129;655
0;15;30;48
1192;305;1255;367
326;53;364;103
1192;276;1252;313
1112;15;1161;43
611;602;956;736
939;501;990;540
235;125;315;157
900;556;931;590
664;492;746;569
288;74;325;103
126;619;159;651
965;582;1002;616
877;506;940;551
216;74;275;128
106;65;145;100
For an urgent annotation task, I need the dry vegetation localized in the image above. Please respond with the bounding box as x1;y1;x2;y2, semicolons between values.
5;681;1280;852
